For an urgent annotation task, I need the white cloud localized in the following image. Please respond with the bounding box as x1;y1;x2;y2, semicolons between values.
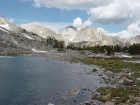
73;17;82;28
127;22;140;35
88;0;140;25
73;17;91;28
32;0;140;26
109;21;140;38
9;18;14;23
111;30;132;39
83;20;92;27
97;27;109;33
33;0;112;9
20;0;140;38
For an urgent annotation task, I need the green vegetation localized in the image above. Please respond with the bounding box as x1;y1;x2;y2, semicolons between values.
93;86;140;104
46;36;65;52
72;58;140;78
73;58;138;71
23;29;26;33
30;32;38;36
129;43;140;55
67;43;140;55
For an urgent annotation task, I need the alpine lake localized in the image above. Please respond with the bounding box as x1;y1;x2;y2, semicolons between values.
0;56;107;105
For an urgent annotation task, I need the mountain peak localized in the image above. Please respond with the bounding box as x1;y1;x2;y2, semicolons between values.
20;22;57;39
21;22;42;27
65;26;77;31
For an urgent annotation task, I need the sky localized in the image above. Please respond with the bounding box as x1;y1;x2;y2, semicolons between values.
0;0;140;38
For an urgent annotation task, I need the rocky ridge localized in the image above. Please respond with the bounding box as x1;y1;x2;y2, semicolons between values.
60;26;129;47
20;21;140;47
20;22;70;45
0;15;49;55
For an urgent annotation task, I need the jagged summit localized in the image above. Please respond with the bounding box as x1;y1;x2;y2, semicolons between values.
59;25;78;41
59;25;126;46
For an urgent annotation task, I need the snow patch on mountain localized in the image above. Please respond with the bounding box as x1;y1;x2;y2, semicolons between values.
0;24;10;30
23;34;34;40
32;48;48;53
0;27;8;33
0;16;10;30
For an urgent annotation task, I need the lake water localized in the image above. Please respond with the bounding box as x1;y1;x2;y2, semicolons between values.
0;56;106;105
125;60;140;63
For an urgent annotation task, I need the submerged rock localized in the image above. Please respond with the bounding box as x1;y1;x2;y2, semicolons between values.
69;90;80;96
85;101;91;105
82;87;87;90
104;102;116;105
98;73;103;76
48;103;54;105
60;89;80;100
60;95;68;99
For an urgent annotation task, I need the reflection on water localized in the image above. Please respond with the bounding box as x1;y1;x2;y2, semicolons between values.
0;56;106;105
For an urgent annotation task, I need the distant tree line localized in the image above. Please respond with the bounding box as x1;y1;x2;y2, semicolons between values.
23;29;38;36
46;37;65;52
67;43;140;55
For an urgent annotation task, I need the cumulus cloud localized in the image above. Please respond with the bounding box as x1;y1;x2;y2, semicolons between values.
73;17;82;28
83;20;92;27
73;17;91;28
21;0;140;38
33;0;112;9
32;0;140;26
88;0;140;25
97;27;109;33
111;30;132;39
110;21;140;38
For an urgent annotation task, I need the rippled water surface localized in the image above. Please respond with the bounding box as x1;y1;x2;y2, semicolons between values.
0;56;106;105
